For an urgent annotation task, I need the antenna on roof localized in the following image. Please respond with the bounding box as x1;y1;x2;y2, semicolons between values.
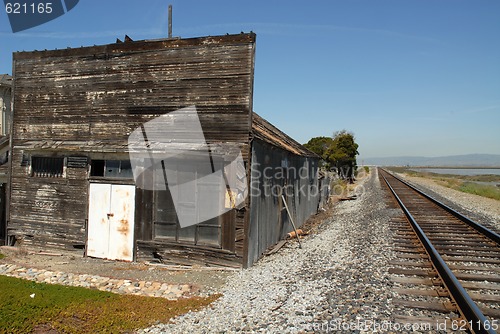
168;4;173;38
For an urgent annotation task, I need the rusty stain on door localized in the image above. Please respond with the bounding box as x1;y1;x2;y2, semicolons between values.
87;183;135;261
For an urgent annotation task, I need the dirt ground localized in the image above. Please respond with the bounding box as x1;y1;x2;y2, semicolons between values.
0;247;234;295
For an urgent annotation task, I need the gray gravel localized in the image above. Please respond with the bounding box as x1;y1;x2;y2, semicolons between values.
140;169;400;333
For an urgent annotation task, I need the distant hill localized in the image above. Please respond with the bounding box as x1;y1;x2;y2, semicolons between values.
361;154;500;167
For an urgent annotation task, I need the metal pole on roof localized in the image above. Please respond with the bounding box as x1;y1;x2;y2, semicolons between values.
168;5;173;38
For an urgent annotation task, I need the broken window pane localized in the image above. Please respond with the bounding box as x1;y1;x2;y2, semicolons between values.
91;160;133;178
104;160;120;177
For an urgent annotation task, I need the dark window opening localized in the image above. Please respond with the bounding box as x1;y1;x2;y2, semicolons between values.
90;159;133;178
31;157;64;177
90;160;105;176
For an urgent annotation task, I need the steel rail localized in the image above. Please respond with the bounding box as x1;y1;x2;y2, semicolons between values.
384;169;500;245
381;170;497;334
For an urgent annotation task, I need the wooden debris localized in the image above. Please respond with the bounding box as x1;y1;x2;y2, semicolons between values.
32;251;63;256
339;195;357;201
264;240;287;256
144;262;239;271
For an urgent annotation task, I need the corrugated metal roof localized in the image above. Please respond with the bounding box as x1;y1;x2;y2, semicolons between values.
251;113;318;158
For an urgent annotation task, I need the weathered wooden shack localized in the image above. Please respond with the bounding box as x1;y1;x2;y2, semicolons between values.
8;33;323;267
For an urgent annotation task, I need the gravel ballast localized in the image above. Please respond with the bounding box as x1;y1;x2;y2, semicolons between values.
140;169;499;333
395;173;500;232
141;169;400;333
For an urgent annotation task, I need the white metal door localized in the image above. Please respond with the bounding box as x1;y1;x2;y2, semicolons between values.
107;185;135;261
87;183;135;261
87;183;111;259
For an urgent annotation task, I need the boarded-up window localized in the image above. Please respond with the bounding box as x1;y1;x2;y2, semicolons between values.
31;157;64;177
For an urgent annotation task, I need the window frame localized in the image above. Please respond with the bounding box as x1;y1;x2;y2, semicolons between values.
153;189;222;248
151;158;224;248
89;159;134;179
30;156;66;178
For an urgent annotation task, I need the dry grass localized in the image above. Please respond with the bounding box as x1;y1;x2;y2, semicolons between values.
386;167;500;201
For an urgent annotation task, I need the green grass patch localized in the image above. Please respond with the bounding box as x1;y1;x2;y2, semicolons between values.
0;253;4;260
363;166;369;174
0;275;219;333
457;182;500;201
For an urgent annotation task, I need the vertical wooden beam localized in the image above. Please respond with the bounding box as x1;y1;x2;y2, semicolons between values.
221;209;235;252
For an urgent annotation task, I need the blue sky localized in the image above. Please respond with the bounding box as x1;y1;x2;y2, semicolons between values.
1;0;499;159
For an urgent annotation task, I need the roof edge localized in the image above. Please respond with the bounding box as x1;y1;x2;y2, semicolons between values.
251;112;319;158
13;32;256;60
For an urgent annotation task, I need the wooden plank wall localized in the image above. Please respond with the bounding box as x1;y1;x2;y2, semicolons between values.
9;33;256;258
8;150;88;250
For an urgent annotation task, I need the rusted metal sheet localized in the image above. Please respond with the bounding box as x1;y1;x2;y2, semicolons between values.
87;183;135;261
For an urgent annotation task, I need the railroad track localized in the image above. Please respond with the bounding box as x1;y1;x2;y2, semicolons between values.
379;168;500;333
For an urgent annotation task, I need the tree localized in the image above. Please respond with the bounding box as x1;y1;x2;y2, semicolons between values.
303;136;334;167
304;131;359;181
325;130;359;182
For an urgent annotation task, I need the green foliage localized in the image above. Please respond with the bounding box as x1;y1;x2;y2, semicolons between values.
304;131;359;180
325;130;359;180
364;166;370;174
0;253;4;260
0;275;218;333
303;136;334;165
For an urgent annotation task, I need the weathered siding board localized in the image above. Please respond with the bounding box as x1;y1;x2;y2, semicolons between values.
12;35;255;145
8;149;88;250
234;208;246;257
136;240;241;268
